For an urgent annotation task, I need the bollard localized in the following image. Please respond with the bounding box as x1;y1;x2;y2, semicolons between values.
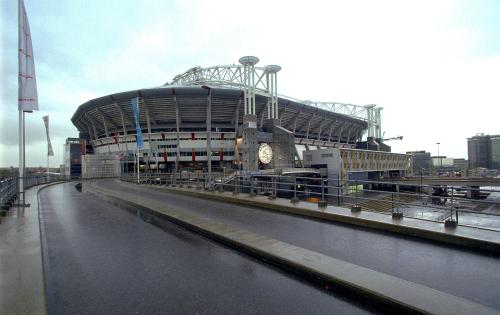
445;187;457;228
392;212;403;220
391;193;403;219
350;205;361;213
444;219;457;228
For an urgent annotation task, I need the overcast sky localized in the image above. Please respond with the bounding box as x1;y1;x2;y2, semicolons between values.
1;0;499;167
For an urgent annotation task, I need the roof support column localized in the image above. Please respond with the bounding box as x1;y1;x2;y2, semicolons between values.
89;116;99;141
306;120;312;139
141;97;153;162
141;96;156;127
328;121;335;142
259;106;266;128
317;116;327;140
292;108;302;134
143;98;152;134
279;101;289;125
174;91;180;173
98;108;110;138
233;98;241;166
115;102;129;152
233;98;241;133
206;88;212;183
337;121;346;144
302;111;316;139
85;122;95;141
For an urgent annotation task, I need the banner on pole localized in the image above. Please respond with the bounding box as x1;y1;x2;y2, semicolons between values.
130;97;144;149
18;0;38;111
42;115;54;156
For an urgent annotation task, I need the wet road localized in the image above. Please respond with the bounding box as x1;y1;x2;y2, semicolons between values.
95;180;500;310
39;182;376;314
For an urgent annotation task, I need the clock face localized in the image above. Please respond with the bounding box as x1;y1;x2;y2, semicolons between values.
258;143;273;164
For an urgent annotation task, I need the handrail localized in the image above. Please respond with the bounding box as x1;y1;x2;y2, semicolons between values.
120;172;500;231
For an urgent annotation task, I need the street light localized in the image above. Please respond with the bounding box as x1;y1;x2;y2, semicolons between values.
436;142;441;175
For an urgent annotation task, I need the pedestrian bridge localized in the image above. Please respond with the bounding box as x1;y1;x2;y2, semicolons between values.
1;177;499;314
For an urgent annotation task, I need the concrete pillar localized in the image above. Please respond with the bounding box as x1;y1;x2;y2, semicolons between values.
241;115;258;172
239;56;260;172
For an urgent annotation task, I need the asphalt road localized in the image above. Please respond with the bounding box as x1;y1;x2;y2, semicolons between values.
39;182;376;314
95;180;500;310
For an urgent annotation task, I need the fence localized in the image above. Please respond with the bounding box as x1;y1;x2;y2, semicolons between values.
0;175;71;210
121;172;500;231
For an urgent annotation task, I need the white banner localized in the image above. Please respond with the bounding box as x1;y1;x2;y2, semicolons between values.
18;0;38;111
42;115;54;156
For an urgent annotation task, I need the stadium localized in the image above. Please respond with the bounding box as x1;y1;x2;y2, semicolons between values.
70;56;409;180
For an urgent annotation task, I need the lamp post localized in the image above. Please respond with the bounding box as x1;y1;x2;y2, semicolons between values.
436;142;441;175
420;167;425;204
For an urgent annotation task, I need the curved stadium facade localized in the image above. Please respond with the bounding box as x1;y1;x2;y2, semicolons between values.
72;86;367;171
70;57;409;179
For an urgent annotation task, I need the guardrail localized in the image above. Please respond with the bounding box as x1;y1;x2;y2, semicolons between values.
121;172;500;231
0;175;76;211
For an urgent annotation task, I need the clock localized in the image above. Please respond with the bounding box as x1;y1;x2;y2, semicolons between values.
258;143;273;164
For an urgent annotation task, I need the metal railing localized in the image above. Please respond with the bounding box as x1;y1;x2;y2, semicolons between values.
0;175;72;210
121;172;500;231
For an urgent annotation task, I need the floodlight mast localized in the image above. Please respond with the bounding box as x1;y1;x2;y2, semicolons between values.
264;65;281;119
238;56;259;116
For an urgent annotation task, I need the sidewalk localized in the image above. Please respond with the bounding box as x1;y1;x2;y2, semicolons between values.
0;184;50;315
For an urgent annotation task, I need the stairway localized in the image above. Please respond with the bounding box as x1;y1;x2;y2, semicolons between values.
349;194;419;213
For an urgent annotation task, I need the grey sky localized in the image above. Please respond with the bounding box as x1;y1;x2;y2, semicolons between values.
1;0;499;167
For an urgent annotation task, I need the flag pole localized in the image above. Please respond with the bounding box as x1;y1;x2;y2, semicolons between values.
18;109;25;212
137;99;140;183
18;0;25;214
18;0;39;211
43;115;53;182
47;150;49;182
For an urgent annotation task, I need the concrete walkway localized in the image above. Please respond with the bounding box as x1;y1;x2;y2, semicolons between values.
42;182;372;314
87;180;499;314
0;184;50;315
